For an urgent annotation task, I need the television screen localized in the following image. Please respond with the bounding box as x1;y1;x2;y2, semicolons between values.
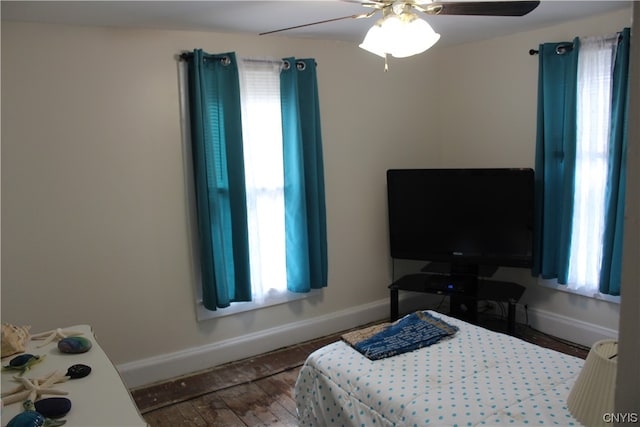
386;168;534;272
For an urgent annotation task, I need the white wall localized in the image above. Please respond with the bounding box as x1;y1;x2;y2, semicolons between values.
1;21;441;386
1;6;633;387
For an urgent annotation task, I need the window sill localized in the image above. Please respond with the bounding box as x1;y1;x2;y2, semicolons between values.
196;288;323;322
537;278;621;304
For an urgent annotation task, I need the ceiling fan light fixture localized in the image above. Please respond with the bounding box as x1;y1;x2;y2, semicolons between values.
359;11;440;59
359;18;387;58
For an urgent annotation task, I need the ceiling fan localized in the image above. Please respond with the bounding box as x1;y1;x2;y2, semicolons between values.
260;1;540;65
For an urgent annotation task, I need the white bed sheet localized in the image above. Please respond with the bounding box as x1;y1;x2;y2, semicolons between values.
295;311;584;427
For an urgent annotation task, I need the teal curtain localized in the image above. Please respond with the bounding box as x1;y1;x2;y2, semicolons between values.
186;50;251;310
532;39;580;283
533;29;630;296
280;58;328;292
599;28;631;296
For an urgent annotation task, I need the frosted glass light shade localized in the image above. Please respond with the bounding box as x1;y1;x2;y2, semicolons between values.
567;340;617;427
359;12;440;58
359;20;387;58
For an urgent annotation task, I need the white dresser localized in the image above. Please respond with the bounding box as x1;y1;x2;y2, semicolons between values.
1;325;147;426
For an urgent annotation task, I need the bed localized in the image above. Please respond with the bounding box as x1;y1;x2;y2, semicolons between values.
294;311;583;426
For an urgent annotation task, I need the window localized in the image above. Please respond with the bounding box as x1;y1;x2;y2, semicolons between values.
534;29;629;298
567;35;618;292
238;59;288;301
181;50;327;318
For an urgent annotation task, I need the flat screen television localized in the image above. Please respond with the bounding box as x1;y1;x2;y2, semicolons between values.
386;168;534;276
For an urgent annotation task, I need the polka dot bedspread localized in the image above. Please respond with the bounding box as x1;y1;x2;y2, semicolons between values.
294;311;584;427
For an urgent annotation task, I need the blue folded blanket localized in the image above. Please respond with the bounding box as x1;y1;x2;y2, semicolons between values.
342;311;458;360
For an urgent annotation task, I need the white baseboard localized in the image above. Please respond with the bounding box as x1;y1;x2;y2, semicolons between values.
119;299;389;389
525;306;618;347
119;300;617;389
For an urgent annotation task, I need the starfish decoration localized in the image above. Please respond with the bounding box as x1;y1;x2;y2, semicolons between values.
31;328;84;348
1;370;70;406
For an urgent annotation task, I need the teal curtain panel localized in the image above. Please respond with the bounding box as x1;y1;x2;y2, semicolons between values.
599;28;631;296
280;58;328;293
186;50;251;310
533;38;580;284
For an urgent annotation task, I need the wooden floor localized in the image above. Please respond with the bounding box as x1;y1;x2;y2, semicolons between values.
130;332;340;426
138;369;302;426
130;315;589;427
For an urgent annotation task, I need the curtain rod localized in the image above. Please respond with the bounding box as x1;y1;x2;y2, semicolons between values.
178;52;286;65
178;53;312;70
529;33;623;55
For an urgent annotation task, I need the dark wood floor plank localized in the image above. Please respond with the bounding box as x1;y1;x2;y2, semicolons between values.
132;363;257;413
262;400;299;427
143;401;207;426
254;369;300;416
217;382;289;426
216;382;269;414
190;393;248;427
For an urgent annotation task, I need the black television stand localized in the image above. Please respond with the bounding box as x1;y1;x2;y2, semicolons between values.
421;261;499;278
388;272;525;335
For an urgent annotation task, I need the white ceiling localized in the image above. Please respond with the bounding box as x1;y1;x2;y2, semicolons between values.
1;1;632;47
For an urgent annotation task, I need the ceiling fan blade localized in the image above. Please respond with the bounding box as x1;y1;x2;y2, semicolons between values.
425;1;540;17
340;0;384;5
259;11;374;36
